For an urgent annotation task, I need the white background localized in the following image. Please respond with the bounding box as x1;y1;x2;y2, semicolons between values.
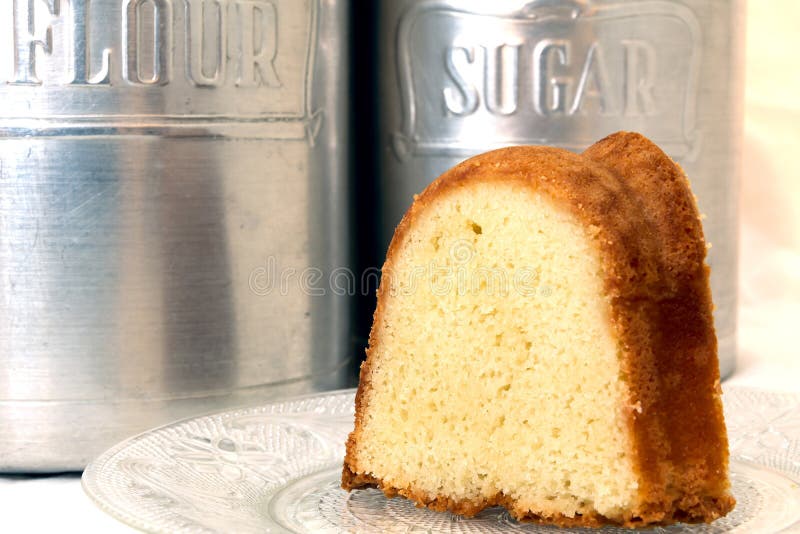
2;1;800;532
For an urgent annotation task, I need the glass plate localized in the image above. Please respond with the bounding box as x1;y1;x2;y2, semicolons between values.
83;387;800;533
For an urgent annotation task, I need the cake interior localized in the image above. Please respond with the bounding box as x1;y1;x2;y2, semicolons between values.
354;179;641;520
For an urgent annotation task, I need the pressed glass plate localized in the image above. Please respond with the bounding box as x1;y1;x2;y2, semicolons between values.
83;387;800;533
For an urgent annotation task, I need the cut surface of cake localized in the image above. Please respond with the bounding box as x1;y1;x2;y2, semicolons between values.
342;132;734;528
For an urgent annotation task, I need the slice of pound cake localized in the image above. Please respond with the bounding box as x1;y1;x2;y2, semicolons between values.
342;132;735;528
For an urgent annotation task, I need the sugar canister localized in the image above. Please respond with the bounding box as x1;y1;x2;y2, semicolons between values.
373;0;743;379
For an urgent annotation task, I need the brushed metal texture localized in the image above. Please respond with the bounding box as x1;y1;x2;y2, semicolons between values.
0;0;352;471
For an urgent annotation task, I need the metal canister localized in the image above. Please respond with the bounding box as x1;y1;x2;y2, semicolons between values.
374;0;742;379
0;0;351;471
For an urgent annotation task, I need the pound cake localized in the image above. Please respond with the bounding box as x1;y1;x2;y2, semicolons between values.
342;132;734;528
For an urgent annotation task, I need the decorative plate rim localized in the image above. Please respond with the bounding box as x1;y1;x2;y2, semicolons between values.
82;386;800;534
81;388;358;533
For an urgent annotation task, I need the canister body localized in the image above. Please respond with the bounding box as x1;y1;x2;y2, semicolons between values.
0;0;351;471
375;0;742;379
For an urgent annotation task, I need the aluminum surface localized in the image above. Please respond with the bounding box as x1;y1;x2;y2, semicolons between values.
0;0;351;471
376;0;743;379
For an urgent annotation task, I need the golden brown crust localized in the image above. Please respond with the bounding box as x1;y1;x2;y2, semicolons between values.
343;131;734;527
581;132;734;524
342;464;732;528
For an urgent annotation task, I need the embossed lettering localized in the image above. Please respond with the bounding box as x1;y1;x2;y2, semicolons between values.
443;45;479;116
69;0;112;85
484;44;519;116
533;39;570;115
570;42;614;115
11;0;59;85
185;0;226;87
4;0;298;91
623;39;658;117
123;0;172;85
235;0;281;88
442;39;635;118
394;2;700;159
0;0;318;135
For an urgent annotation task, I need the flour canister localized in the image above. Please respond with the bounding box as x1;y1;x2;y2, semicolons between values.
0;0;351;471
375;0;743;379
